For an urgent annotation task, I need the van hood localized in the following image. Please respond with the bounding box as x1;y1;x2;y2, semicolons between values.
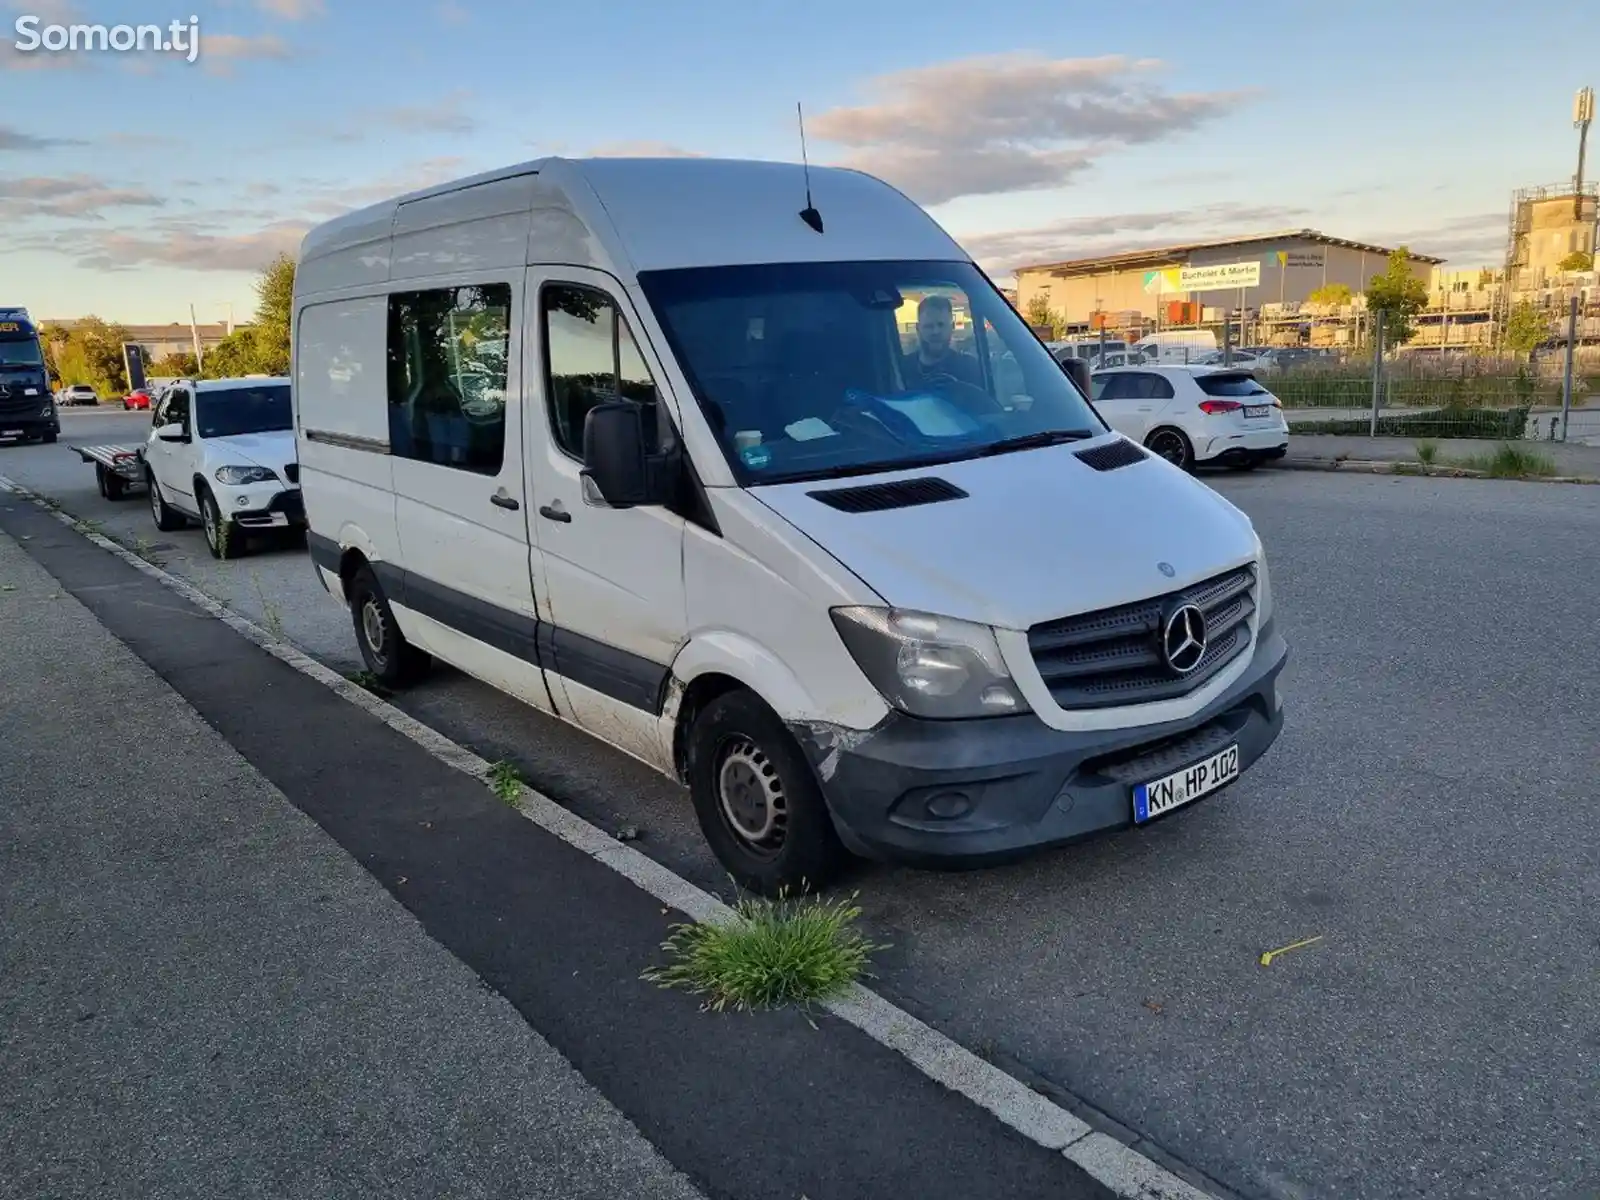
207;430;296;478
750;436;1258;631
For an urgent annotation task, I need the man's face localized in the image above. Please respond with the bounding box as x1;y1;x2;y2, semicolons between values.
917;305;953;357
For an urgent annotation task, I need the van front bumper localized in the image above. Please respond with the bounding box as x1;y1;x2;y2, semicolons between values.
791;622;1287;867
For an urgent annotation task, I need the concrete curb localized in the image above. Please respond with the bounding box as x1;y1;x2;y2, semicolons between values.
1276;458;1599;485
0;471;1233;1200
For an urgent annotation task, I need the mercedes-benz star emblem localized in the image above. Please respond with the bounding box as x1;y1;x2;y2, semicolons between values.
1157;561;1176;578
1161;603;1208;675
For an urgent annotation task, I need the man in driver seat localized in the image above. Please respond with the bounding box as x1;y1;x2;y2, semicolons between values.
902;294;983;390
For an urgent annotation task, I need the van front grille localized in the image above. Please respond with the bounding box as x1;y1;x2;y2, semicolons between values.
1026;565;1256;710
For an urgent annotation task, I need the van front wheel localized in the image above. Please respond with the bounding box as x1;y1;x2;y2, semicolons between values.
685;689;847;896
348;563;429;688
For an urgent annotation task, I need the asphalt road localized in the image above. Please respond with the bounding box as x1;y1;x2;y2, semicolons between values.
9;407;1600;1200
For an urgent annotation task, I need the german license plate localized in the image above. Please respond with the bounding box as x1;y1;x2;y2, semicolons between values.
1243;405;1273;419
1133;744;1240;823
1;429;23;438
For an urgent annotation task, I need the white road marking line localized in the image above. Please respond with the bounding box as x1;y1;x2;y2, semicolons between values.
0;471;1219;1200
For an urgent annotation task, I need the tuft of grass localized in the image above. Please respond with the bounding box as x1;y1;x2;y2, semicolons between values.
344;669;391;697
643;891;885;1013
1414;439;1438;466
486;759;523;805
250;571;285;640
73;517;104;536
1455;443;1559;479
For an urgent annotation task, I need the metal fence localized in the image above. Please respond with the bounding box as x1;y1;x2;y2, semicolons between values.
1269;305;1600;444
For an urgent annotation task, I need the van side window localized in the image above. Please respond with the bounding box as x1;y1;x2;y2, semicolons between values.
543;283;661;459
386;284;510;474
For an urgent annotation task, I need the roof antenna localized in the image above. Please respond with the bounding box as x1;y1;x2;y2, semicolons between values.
796;102;824;233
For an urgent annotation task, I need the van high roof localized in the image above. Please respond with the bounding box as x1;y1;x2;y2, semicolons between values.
296;156;968;298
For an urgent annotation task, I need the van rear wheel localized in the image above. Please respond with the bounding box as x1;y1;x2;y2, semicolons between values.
685;689;847;896
348;563;429;687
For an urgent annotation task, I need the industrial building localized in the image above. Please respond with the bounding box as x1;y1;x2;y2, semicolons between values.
1013;230;1441;339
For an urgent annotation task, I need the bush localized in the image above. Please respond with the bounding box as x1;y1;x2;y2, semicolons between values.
1294;407;1530;439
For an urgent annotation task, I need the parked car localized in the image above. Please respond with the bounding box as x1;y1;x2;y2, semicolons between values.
61;383;98;407
1189;349;1267;370
122;388;153;410
292;155;1288;896
144;376;303;559
1089;365;1289;471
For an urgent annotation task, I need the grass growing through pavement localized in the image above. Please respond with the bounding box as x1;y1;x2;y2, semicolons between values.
644;891;884;1012
343;669;390;697
1414;439;1439;466
486;759;523;805
1454;444;1559;479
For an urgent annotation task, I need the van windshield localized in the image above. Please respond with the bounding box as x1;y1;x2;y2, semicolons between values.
637;260;1106;485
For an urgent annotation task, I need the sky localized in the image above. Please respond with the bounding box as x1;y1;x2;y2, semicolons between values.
2;0;1598;324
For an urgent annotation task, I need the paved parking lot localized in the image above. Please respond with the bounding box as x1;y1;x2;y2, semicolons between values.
8;407;1599;1200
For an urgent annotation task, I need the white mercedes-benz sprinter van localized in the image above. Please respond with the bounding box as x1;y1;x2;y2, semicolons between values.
293;156;1286;894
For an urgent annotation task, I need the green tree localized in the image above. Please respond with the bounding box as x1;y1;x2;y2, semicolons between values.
1557;250;1595;272
200;327;266;379
1307;282;1352;306
66;316;137;395
1364;248;1429;346
1503;302;1551;356
1023;293;1061;338
148;352;199;378
250;252;295;376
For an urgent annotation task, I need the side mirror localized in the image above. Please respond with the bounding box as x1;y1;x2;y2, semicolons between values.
155;422;187;443
581;401;663;509
1061;357;1091;395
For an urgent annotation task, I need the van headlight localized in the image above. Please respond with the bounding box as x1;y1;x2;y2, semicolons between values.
831;607;1026;719
214;465;278;485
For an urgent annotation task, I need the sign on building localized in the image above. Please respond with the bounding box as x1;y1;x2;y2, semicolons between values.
1276;250;1325;269
1177;261;1262;292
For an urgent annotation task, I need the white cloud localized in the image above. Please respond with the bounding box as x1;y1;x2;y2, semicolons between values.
0;125;84;150
958;203;1312;276
256;0;324;17
0;175;165;218
810;53;1254;207
31;221;310;273
1348;212;1506;266
344;91;478;138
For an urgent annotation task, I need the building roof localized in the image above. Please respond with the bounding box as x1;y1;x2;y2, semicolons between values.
42;320;237;341
1015;229;1446;277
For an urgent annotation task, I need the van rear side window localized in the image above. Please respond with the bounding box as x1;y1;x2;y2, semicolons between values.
385;284;511;474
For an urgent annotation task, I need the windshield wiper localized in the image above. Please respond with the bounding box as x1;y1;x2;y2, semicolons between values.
972;429;1095;457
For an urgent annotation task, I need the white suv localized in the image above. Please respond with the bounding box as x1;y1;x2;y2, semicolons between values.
144;376;304;558
1090;365;1290;471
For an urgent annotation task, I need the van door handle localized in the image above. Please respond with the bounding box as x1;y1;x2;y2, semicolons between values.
491;492;520;510
538;502;571;523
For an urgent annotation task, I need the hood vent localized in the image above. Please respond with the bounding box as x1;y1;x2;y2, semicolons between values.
808;476;968;513
1074;439;1149;472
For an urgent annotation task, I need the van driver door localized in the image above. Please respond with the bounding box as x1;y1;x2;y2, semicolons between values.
521;265;689;772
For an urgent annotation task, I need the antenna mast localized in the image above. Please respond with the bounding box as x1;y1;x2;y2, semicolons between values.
796;102;823;233
1576;86;1595;220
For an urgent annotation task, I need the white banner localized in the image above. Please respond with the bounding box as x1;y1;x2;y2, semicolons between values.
1177;261;1262;292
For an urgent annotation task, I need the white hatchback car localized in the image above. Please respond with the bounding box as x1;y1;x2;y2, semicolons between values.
1089;365;1289;472
143;376;304;558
